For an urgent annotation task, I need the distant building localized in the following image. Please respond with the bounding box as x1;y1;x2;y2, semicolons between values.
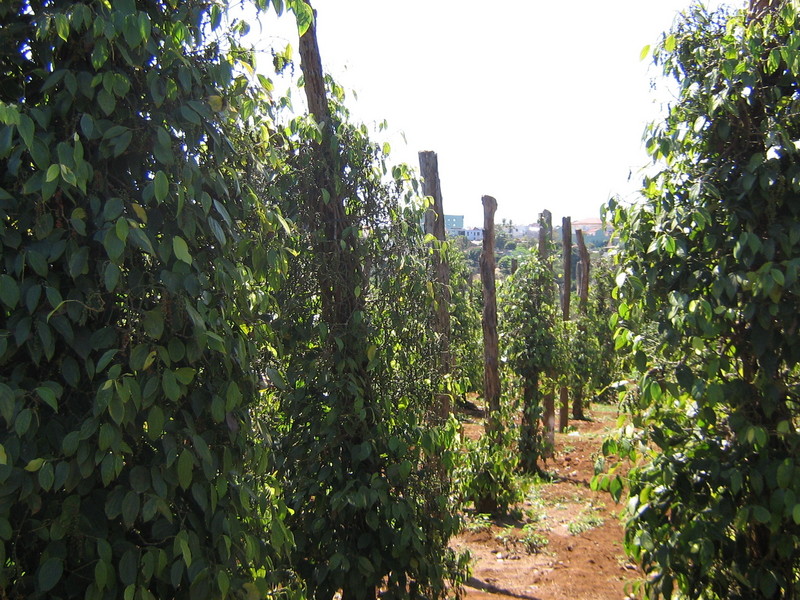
444;214;464;236
572;218;604;235
572;217;613;248
500;224;533;239
463;227;483;242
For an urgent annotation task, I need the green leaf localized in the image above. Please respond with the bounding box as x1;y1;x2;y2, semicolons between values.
162;369;180;401
17;114;34;150
609;476;623;502
146;405;165;440
122;491;140;526
25;458;45;472
108;394;124;424
45;164;60;182
36;386;58;411
639;44;651;61
177;449;193;490
38;461;54;491
38;557;63;592
777;460;793;489
175;367;195;385
68;246;89;278
292;1;314;35
265;367;286;390
143;309;164;339
752;505;771;524
95;560;109;591
0;275;20;308
97;89;116;116
173;236;192;264
104;262;120;292
154;170;168;202
54;13;70;41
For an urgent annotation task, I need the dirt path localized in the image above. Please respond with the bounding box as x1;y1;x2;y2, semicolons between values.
454;405;639;600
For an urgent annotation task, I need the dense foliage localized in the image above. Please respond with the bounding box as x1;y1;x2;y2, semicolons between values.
567;257;618;409
607;2;800;597
500;251;559;472
261;73;468;598
447;244;483;397
0;0;311;598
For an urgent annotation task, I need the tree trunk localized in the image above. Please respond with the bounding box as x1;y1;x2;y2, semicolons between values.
419;151;452;419
481;195;500;431
559;217;572;432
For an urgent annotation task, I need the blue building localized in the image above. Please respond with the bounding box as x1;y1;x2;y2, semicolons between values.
444;215;464;236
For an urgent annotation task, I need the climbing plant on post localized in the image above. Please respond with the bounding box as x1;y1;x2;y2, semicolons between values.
0;1;299;598
558;216;572;432
572;228;591;420
537;210;556;454
419;150;452;419
480;195;500;427
606;2;800;597
271;4;467;599
501;251;559;473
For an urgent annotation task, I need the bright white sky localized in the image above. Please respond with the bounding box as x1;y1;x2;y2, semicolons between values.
253;0;735;228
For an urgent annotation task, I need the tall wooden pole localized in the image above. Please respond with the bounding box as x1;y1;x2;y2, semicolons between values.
538;210;555;454
419;151;452;418
559;217;572;432
538;209;552;259
481;196;500;430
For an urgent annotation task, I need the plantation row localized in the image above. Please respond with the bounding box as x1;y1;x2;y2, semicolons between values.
2;0;800;599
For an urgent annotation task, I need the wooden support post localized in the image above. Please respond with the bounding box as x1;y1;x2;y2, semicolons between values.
538;210;552;260
481;195;500;431
559;217;572;432
419;151;452;418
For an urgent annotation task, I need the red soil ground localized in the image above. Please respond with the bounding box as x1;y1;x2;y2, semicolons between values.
454;404;640;600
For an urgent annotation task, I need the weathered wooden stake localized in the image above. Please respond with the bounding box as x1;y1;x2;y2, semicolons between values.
538;209;552;260
481;195;500;430
559;217;572;432
419;151;452;418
